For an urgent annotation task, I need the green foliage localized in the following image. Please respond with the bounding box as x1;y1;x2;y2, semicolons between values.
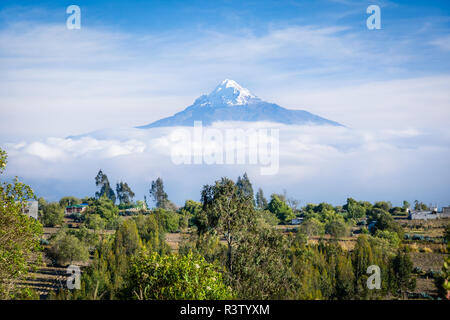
85;214;105;230
179;233;227;265
95;170;116;203
444;224;450;242
114;220;142;256
229;226;294;299
414;200;429;211
441;252;450;299
402;200;410;210
375;230;401;247
41;202;64;227
267;194;295;223
291;242;357;300
154;208;180;233
343;198;366;220
0;148;43;299
370;209;403;238
116;182;135;205
179;200;202;229
298;217;325;237
236;172;254;205
257;209;280;226
201;177;256;272
255;188;268;210
133;214;166;253
125;252;233;300
149;177;169;208
49;229;89;266
84;196;119;229
389;249;416;297
390;206;407;216
374;201;392;212
55;216;166;300
59;196;82;208
325;218;348;238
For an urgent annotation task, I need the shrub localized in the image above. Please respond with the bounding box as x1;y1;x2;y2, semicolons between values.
41;202;64;227
49;230;89;266
420;247;433;253
125;252;233;300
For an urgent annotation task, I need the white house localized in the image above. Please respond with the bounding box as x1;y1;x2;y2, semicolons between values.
22;201;38;220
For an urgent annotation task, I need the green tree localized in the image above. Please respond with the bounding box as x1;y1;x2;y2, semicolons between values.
116;182;135;205
84;197;119;229
236;172;254;205
352;235;375;298
85;214;105;231
255;188;268;210
125;252;233;300
444;224;450;242
402;200;410;211
230;226;294;299
257;209;280;226
0;148;43;299
149;177;169;208
41;202;64;227
179;199;201;224
375;230;401;247
371;210;403;238
389;249;416;298
95;170;116;203
335;254;355;299
343;198;365;220
201;177;256;273
374;201;392;212
59;196;82;208
267;194;295;223
325;218;348;238
49;230;89;266
133;214;166;253
154;208;179;233
441;252;450;300
413;200;429;211
114;220;142;256
298;217;325;237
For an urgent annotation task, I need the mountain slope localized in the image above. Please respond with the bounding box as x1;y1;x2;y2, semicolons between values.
137;79;342;128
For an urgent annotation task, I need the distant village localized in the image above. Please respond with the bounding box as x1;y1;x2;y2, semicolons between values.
22;200;147;220
22;200;450;224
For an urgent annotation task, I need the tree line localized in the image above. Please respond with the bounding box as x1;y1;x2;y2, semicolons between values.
1;147;449;300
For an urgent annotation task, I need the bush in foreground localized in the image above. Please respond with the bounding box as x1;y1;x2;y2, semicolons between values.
125;251;233;300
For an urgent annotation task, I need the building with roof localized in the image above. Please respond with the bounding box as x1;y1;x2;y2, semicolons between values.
408;207;450;220
22;201;38;220
65;203;88;215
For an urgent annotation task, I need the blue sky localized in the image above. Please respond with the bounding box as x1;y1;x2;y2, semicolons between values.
0;1;449;207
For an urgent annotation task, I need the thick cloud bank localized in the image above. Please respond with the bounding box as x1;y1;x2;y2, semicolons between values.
3;122;450;207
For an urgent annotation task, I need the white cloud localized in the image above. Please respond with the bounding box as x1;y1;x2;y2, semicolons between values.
1;15;450;206
0;20;439;140
8;137;147;162
3;123;450;206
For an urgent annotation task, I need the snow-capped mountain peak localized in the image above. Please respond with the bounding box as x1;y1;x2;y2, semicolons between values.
200;79;258;107
137;79;342;128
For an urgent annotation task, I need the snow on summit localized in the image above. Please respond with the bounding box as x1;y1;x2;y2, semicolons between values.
210;79;258;106
195;79;259;107
137;79;342;128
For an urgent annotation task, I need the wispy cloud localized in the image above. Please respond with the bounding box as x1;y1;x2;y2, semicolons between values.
1;17;447;140
430;35;450;51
